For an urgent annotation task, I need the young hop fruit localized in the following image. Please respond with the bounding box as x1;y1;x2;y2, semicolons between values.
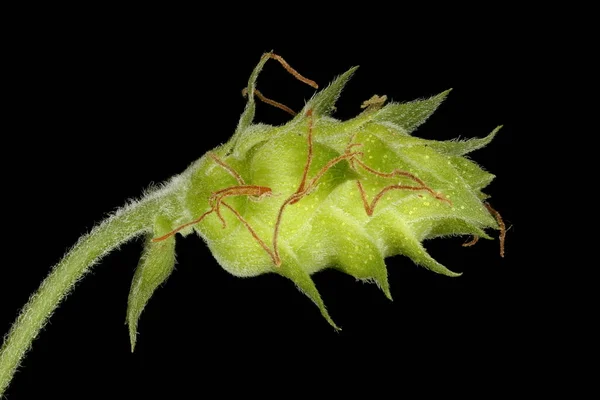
0;52;505;395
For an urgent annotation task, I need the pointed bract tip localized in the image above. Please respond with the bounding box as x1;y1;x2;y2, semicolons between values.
129;329;137;353
383;287;393;301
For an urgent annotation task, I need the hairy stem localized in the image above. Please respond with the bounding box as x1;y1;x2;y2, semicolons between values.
0;192;168;395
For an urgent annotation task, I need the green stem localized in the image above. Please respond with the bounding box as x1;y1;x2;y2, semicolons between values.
0;193;167;396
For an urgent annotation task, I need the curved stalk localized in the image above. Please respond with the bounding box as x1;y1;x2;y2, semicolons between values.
0;192;168;395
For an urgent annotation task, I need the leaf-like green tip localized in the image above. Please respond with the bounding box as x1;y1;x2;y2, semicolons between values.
127;235;176;352
302;66;359;117
367;212;463;278
429;125;502;156
379;280;393;301
414;245;463;277
234;53;271;135
373;89;452;134
277;252;340;330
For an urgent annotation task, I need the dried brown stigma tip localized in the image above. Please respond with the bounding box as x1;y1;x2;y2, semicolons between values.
209;152;245;185
462;236;480;247
242;88;297;116
306;151;363;191
297;109;314;194
354;157;422;183
221;201;277;266
368;184;441;216
433;192;453;206
263;52;319;89
272;195;299;266
356;180;372;216
351;155;452;208
484;202;506;257
151;210;212;242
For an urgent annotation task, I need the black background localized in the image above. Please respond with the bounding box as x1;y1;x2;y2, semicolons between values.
2;7;523;399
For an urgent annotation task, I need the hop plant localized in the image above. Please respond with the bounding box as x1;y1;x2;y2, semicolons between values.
0;52;505;395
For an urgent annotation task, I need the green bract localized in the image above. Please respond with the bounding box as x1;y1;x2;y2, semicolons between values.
0;53;502;395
